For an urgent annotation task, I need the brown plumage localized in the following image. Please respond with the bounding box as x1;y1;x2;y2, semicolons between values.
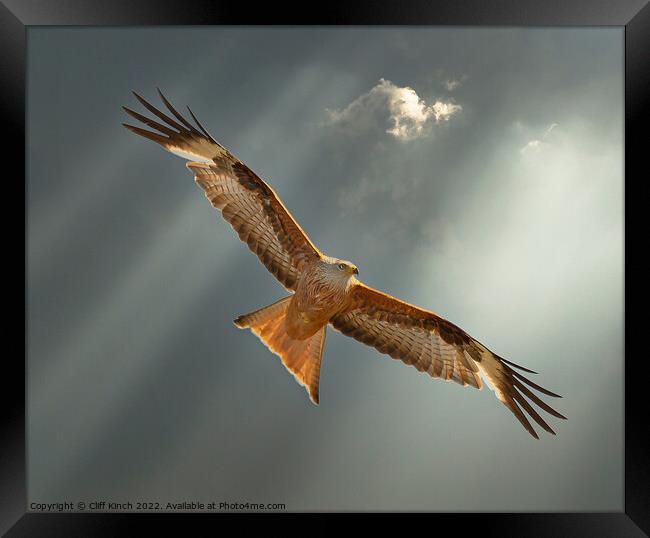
123;90;566;439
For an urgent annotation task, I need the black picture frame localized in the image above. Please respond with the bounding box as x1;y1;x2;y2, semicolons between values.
3;1;648;535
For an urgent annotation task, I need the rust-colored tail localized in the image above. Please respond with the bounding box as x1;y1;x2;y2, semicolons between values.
234;297;326;404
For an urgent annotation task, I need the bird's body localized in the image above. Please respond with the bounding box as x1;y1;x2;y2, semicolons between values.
285;257;357;340
123;90;567;439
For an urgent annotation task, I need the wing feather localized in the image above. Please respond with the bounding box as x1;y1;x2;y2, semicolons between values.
331;282;566;438
123;91;322;291
191;160;321;290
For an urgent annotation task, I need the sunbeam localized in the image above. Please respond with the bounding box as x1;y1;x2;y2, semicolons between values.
28;26;623;512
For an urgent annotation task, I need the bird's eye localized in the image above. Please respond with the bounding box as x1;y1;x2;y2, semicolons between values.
338;263;346;270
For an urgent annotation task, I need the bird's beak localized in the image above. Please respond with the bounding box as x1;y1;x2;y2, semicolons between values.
352;267;359;275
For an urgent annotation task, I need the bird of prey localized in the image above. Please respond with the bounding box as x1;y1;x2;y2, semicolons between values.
122;90;566;439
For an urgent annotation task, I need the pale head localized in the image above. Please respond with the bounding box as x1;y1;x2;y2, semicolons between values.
319;256;359;285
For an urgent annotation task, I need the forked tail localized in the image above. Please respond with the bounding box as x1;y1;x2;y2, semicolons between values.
234;296;326;404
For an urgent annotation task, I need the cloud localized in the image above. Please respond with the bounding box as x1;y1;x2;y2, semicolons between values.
519;122;560;155
324;78;461;141
442;75;467;91
545;122;559;136
520;139;545;154
429;101;462;122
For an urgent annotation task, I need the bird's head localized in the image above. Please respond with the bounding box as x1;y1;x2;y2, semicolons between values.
322;256;359;283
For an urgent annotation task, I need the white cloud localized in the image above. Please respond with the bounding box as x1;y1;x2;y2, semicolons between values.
324;78;461;141
519;122;560;155
520;139;545;155
430;101;462;122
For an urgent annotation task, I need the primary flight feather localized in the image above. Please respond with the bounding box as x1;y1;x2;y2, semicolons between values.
123;90;566;439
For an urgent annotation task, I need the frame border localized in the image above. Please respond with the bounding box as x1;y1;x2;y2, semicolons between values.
5;0;648;535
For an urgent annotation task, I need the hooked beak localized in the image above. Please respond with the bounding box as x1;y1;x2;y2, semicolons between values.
352;267;359;275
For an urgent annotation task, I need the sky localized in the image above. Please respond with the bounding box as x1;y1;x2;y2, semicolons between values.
27;27;623;511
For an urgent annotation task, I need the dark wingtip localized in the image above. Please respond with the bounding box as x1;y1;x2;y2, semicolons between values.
187;105;200;124
156;87;171;107
510;377;566;422
156;87;169;105
122;123;169;146
131;90;151;108
500;356;538;374
122;105;141;120
511;369;563;398
132;90;152;109
186;104;220;146
155;88;202;135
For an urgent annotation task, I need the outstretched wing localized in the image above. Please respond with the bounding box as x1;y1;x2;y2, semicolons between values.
123;90;322;290
331;282;566;439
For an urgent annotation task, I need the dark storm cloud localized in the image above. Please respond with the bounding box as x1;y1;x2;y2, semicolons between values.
28;27;622;511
